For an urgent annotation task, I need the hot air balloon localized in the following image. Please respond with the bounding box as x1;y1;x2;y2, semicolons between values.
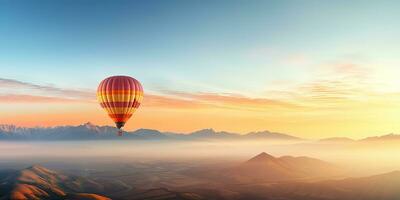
97;76;143;136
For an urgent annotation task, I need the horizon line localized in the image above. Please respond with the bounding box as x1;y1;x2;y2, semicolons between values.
0;122;397;140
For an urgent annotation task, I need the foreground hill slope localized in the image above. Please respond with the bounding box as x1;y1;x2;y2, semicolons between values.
119;188;204;200
0;165;111;200
236;171;400;200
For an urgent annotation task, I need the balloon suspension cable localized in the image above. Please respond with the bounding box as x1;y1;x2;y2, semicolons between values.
117;128;123;136
115;122;125;136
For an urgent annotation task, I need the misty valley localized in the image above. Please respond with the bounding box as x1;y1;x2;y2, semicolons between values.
1;123;400;200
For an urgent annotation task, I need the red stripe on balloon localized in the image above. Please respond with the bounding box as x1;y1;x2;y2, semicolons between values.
108;114;132;119
108;114;132;122
100;102;141;108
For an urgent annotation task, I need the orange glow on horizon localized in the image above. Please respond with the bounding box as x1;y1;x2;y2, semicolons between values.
1;88;400;140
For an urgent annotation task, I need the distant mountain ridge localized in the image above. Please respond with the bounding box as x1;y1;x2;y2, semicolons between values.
0;122;302;141
1;123;399;142
360;133;400;142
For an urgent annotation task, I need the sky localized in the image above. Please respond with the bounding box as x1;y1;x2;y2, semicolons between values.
1;0;400;139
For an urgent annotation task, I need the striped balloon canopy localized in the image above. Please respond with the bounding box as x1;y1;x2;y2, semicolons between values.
97;76;143;134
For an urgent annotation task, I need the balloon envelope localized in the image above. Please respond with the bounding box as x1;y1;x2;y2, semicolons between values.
97;76;143;130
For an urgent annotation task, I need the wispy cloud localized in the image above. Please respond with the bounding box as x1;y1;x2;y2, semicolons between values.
323;61;371;80
149;91;301;112
142;94;205;109
0;94;81;103
0;78;95;103
0;64;391;114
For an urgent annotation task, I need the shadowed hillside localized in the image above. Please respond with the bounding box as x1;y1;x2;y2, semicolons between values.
233;171;400;200
225;152;342;182
0;165;115;200
120;188;204;200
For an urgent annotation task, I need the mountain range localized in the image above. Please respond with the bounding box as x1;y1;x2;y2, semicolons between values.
224;152;342;182
190;152;400;200
0;122;399;142
0;123;301;141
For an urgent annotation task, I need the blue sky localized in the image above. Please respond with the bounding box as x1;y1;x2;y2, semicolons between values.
1;0;398;94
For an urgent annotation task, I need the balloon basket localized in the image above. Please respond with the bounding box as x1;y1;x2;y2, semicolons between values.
117;130;123;136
